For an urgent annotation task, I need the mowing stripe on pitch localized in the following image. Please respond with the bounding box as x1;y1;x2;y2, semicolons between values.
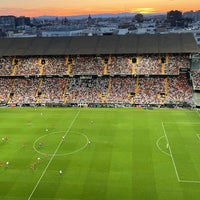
28;110;80;200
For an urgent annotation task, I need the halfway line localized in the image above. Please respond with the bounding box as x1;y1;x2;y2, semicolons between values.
28;110;80;200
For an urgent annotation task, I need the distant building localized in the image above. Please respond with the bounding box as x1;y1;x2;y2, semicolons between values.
183;10;200;21
16;16;30;26
42;31;70;37
167;10;183;27
0;15;16;31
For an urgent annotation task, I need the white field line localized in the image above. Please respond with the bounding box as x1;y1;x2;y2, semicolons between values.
179;131;200;183
161;121;181;182
156;136;170;156
196;109;200;117
28;110;80;200
33;132;89;157
179;179;200;183
163;122;200;125
197;134;200;140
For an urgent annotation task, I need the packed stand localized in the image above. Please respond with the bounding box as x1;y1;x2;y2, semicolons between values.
107;56;132;75
14;57;40;76
67;77;106;104
8;78;39;105
38;78;66;104
0;78;12;102
70;56;104;75
191;70;200;90
0;54;194;106
134;77;165;104
105;77;135;104
135;55;162;75
42;56;68;75
166;73;192;104
164;55;189;75
0;57;14;76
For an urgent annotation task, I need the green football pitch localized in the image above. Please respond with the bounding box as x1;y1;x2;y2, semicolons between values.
0;107;200;200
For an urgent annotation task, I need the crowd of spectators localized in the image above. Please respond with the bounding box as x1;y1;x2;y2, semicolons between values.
0;54;194;106
0;78;12;102
42;56;68;75
134;77;165;104
105;77;135;103
166;73;192;104
164;55;189;75
0;75;192;105
38;78;66;104
67;77;105;103
8;78;39;105
70;56;104;75
0;54;190;76
136;55;162;75
191;70;200;90
15;57;40;76
107;56;132;75
0;57;14;76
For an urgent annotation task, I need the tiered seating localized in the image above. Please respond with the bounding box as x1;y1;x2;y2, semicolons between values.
0;78;13;102
67;78;104;104
8;79;39;104
42;56;67;75
0;54;194;106
191;70;200;90
164;55;189;75
38;78;66;104
107;56;132;75
105;77;135;104
166;73;192;104
15;57;40;76
134;77;165;104
136;55;162;75
0;57;14;76
70;56;104;75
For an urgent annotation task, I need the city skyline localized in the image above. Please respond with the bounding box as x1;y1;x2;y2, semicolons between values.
0;0;200;17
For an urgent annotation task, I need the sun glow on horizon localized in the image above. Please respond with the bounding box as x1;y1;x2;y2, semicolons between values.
132;8;157;14
0;0;200;17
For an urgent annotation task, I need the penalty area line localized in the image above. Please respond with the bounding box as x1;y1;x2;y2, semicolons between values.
27;110;80;200
179;179;200;184
197;134;200;140
161;121;181;182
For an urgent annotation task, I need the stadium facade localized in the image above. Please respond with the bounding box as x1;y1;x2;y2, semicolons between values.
0;33;200;108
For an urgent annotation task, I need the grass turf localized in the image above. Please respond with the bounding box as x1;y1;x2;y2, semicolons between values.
0;107;200;200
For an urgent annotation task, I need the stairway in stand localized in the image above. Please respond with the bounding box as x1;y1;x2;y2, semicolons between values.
7;79;16;104
63;79;69;103
135;77;139;96
12;66;17;76
35;79;43;103
107;77;112;96
165;77;168;97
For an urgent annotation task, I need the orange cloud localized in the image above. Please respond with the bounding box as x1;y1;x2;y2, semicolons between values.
0;0;200;17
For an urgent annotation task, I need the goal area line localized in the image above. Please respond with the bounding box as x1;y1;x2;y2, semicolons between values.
161;121;200;184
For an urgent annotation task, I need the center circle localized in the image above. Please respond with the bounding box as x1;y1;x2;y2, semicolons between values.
33;131;89;156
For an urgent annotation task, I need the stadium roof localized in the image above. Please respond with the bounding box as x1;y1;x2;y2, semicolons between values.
0;33;199;56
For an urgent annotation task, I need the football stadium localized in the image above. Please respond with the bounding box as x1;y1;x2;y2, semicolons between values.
0;33;200;200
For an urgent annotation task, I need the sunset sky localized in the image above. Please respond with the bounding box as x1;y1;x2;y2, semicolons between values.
0;0;200;17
